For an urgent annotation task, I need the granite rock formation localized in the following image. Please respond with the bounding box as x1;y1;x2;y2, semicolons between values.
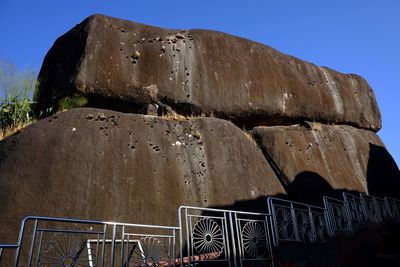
35;14;381;131
1;14;399;246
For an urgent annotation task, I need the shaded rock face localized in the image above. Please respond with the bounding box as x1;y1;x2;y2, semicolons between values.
251;124;400;205
36;14;381;131
0;108;284;242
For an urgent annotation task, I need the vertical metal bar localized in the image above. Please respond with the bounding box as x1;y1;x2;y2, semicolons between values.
359;194;367;222
27;219;38;267
323;206;332;237
392;199;398;220
101;224;107;267
234;214;243;267
384;198;392;218
125;234;130;267
372;198;381;222
168;236;172;265
342;194;353;233
120;226;125;267
178;208;184;267
228;212;236;267
185;208;190;267
14;218;29;267
172;229;176;267
385;199;393;219
393;199;400;221
110;224;117;267
390;199;397;219
380;200;385;220
35;231;44;267
0;248;3;264
359;196;368;223
265;215;275;267
332;203;338;234
308;207;316;242
380;200;388;219
331;203;338;234
87;242;94;267
225;212;232;267
290;204;299;241
95;233;100;267
268;199;278;246
323;197;333;236
395;200;400;221
358;198;365;224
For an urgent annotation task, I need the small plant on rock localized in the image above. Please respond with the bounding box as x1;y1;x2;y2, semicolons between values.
0;61;36;137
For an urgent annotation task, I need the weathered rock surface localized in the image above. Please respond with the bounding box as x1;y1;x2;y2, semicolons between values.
36;14;381;131
0;108;284;242
251;123;400;204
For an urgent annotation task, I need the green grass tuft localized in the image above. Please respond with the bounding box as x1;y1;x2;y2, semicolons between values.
59;94;88;111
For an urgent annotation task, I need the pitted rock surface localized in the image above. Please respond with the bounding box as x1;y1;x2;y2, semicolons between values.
0;108;284;242
251;124;400;204
36;14;381;131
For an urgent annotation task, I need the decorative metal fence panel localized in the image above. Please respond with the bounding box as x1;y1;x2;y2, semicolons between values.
178;206;274;267
116;223;178;267
0;216;178;267
372;196;391;221
232;211;274;267
359;193;381;223
384;197;400;222
342;193;367;230
323;196;350;236
268;198;329;246
359;193;393;223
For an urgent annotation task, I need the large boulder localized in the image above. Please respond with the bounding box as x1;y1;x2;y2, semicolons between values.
35;14;381;131
251;123;400;205
0;108;285;242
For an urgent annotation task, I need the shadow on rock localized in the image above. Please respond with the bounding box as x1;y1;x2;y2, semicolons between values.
367;143;400;198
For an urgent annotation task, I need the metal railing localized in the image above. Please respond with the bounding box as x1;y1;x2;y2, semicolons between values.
323;196;350;236
178;206;274;267
385;197;400;221
0;216;178;267
268;197;329;246
1;193;400;267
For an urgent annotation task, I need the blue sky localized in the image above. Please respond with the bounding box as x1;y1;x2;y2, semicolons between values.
0;0;399;165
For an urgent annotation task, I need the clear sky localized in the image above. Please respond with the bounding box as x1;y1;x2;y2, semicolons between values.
0;0;399;166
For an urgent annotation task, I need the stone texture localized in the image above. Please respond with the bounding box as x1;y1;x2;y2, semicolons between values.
35;14;381;131
251;123;400;205
0;108;285;242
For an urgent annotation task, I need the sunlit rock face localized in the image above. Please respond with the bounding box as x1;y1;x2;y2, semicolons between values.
0;108;284;242
35;14;381;131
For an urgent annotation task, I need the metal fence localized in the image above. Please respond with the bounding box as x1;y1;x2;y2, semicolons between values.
342;193;367;231
385;197;400;221
268;198;329;246
178;206;274;267
1;193;400;267
323;196;350;236
0;216;179;267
